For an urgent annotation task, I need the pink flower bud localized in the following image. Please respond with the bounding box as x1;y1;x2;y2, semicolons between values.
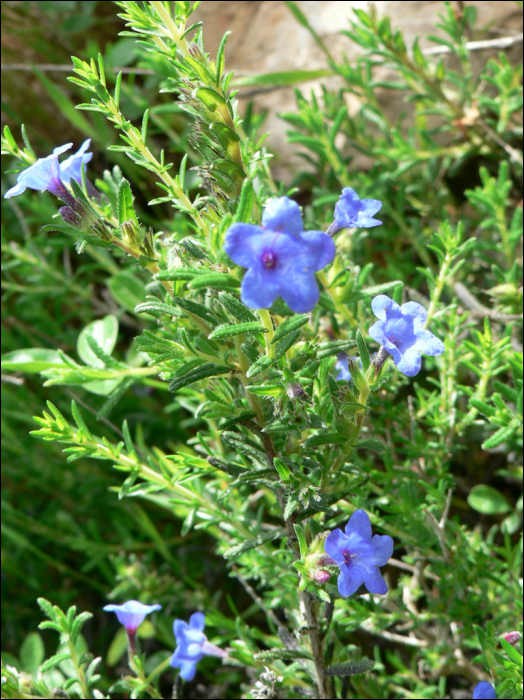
500;631;522;647
314;569;331;584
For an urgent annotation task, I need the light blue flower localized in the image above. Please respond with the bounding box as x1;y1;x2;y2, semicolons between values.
334;187;382;229
170;612;226;681
472;681;497;699
58;140;93;186
368;295;444;377
324;509;394;597
4;140;92;199
224;197;335;313
103;600;161;632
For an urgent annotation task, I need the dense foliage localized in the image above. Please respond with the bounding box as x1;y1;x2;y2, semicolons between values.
1;1;522;698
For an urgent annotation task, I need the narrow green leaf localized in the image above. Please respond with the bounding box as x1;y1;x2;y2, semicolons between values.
246;384;283;397
117;179;138;225
246;355;274;378
169;362;229;392
189;273;240;291
356;329;371;371
326;658;374;676
293;523;308;556
482;421;520;449
272;314;309;344
209;322;267;340
355;437;386;452
223;528;285;559
218;291;257;323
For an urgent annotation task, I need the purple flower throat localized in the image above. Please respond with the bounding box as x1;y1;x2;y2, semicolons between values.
261;250;278;270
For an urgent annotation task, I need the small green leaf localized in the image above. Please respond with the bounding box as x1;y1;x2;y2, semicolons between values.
223;528;285;559
209;322;267;339
500;637;523;665
108;271;147;313
355;437;385;452
77;315;119;369
233;68;333;87
168;362;230;392
246;384;283;397
356;329;371;371
189;273;240;291
1;348;75;373
326;658;374;676
246;355;274;378
468;484;511;514
116;178;138;225
272;314;310;344
20;632;45;673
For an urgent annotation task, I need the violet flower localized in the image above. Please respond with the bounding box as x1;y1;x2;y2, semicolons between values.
324;509;393;597
472;681;497;699
331;187;382;233
4;140;92;199
103;600;161;633
368;295;444;377
170;612;226;681
224;197;335;313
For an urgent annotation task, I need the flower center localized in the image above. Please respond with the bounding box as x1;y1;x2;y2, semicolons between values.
261;250;278;270
341;548;354;565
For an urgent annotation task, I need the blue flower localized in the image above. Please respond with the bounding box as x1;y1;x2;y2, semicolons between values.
170;612;226;681
224;197;335;313
334;187;382;230
368;295;444;377
58;140;93;186
4;140;92;199
324;509;393;597
103;600;161;632
473;681;497;699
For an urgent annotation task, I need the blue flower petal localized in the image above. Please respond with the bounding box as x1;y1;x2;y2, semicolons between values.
241;268;281;309
414;329;445;356
362;566;388;594
473;681;497;699
370;534;395;565
337;567;364;597
324;529;347;567
59;139;93;185
371;295;396;321
262;197;303;235
400;301;427;331
223;223;264;267
190;612;206;631
395;346;422;377
346;509;372;540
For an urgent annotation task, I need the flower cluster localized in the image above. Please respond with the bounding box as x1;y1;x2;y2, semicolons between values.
224;197;335;313
324;509;394;597
4;140;92;200
369;295;445;377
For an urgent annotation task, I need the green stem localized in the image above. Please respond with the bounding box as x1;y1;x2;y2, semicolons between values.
258;309;275;356
317;270;355;327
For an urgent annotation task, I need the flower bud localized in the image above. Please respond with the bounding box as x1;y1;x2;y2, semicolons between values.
313;569;331;584
500;631;522;647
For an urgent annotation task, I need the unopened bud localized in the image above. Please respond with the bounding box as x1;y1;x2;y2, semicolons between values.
59;206;82;227
313;569;331;584
287;383;305;399
501;631;522;647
